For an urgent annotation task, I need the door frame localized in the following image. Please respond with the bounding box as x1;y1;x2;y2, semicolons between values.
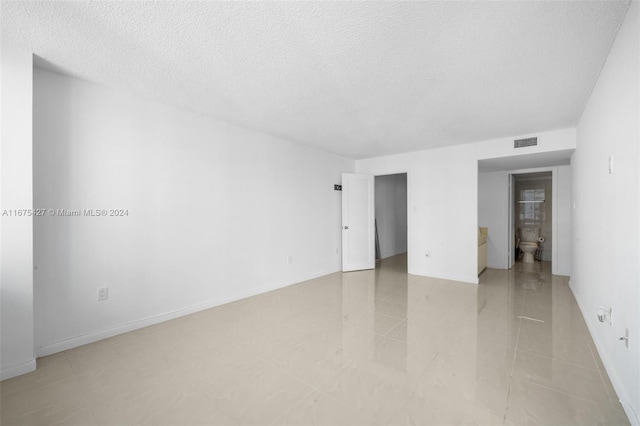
373;172;409;264
507;166;559;273
508;173;515;269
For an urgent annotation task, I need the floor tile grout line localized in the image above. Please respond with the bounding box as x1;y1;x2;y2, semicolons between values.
382;321;411;343
365;310;408;323
311;375;391;425
586;340;618;410
509;290;526;377
267;352;378;426
505;280;527;423
512;347;601;372
59;350;103;426
340;316;399;337
257;338;350;392
517;375;618;409
269;327;439;426
269;381;318;426
205;349;318;426
362;305;409;322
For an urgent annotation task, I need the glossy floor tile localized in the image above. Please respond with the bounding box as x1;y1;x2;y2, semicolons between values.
0;255;629;425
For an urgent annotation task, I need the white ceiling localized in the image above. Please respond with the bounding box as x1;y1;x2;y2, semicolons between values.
1;1;630;159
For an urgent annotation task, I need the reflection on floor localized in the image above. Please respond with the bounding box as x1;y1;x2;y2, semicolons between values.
0;255;629;425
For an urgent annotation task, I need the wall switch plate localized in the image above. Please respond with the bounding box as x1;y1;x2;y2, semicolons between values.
287;256;293;264
98;287;109;301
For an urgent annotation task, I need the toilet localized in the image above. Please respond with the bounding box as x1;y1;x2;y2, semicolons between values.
519;227;540;263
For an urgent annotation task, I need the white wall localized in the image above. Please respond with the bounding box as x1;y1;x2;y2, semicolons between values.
571;3;639;423
357;128;576;284
32;69;354;355
478;172;509;269
477;166;572;274
0;44;35;379
374;174;407;259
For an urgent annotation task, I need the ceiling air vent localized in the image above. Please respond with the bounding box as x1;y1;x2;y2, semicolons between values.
514;137;537;148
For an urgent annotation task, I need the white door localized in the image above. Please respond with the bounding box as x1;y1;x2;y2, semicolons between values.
342;173;375;272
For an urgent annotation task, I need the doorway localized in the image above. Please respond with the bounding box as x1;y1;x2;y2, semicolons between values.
374;173;408;266
478;157;572;276
511;172;552;268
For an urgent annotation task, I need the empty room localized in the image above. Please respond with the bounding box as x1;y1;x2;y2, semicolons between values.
1;1;638;425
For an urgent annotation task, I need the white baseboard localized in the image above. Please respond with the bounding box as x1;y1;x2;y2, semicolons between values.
487;262;506;270
569;282;638;426
437;273;479;285
381;250;407;259
1;358;36;381
36;268;339;358
409;270;479;285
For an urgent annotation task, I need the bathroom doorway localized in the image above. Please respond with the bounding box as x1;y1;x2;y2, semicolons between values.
478;152;572;276
374;173;408;267
510;172;552;268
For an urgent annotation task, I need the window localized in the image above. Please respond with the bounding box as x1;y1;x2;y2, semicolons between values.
519;189;545;225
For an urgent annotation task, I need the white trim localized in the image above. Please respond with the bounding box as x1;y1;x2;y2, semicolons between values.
507;172;514;269
551;167;559;275
410;271;479;285
380;251;406;259
486;262;504;270
35;268;338;357
374;171;410;263
569;282;638;426
1;358;36;381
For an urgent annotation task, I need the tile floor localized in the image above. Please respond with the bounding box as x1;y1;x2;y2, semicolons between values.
0;255;630;425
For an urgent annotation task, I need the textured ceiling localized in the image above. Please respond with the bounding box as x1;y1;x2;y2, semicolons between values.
1;1;630;159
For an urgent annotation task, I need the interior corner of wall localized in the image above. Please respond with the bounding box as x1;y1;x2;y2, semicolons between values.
1;358;36;381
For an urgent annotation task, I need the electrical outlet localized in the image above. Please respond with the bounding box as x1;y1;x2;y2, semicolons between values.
98;287;109;301
425;251;430;257
597;307;612;325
